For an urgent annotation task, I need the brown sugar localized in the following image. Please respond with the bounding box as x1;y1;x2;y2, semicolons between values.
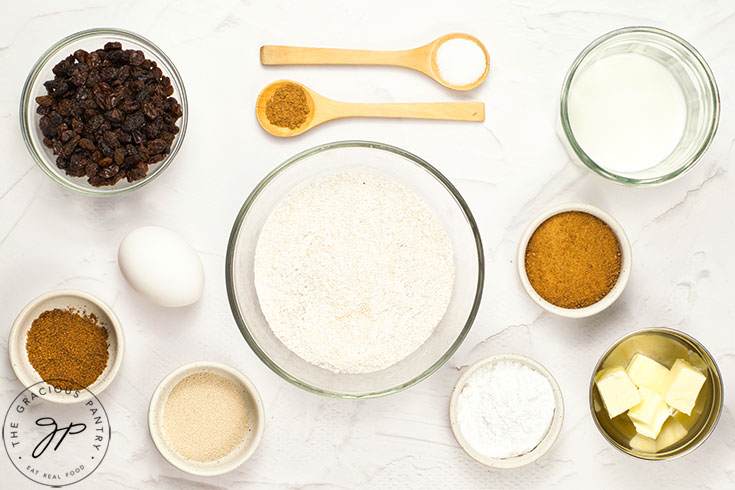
26;308;110;390
524;211;622;309
265;82;310;129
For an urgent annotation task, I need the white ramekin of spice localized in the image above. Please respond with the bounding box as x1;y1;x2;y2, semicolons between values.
517;202;632;318
449;354;564;468
8;289;125;404
148;361;265;476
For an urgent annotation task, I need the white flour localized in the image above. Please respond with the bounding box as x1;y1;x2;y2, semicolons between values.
253;172;455;373
457;360;555;459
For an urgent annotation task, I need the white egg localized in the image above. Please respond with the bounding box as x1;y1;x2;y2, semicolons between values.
118;226;204;307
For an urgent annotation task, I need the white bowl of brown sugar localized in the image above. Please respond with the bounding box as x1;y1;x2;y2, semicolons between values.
516;203;632;318
148;361;265;476
8;289;125;404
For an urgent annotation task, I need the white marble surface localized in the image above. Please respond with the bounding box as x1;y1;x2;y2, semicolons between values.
1;1;734;488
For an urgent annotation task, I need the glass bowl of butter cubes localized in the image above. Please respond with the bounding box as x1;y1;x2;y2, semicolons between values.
589;328;723;460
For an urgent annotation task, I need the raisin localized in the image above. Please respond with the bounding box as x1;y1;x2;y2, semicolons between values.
135;87;150;102
103;130;120;148
129;50;144;66
74;49;89;63
108;49;129;65
87;51;101;68
102;67;118;82
52;58;71;76
36;95;54;106
86;69;101;86
116;129;132;143
122;112;145;131
70;64;88;86
39;112;63;138
60;130;75;143
104;42;122;51
144;119;162;139
99;165;120;179
86;160;100;177
105;108;125;124
69;153;85;173
79;138;95;150
113;147;125;165
71;118;84;133
62;135;80;157
149;153;166;164
98;141;114;158
147;139;167;154
87;114;105;132
53;80;70;97
116;65;130;82
141;101;159;119
119;99;139;113
57;99;73;116
126;162;149;182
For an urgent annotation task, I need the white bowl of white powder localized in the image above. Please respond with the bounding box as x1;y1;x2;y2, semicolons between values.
226;141;483;398
449;354;564;468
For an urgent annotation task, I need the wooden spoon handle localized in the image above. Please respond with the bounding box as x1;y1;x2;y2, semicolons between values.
261;45;417;67
333;102;485;122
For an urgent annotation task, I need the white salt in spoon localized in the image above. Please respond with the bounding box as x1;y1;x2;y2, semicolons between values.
260;33;489;91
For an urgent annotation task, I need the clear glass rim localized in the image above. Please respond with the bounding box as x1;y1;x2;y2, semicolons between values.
588;327;724;460
225;140;485;399
560;26;720;187
19;27;189;196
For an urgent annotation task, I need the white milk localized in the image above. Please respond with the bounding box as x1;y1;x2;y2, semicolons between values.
568;53;687;174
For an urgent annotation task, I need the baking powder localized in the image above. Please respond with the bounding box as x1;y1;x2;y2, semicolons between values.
456;360;555;459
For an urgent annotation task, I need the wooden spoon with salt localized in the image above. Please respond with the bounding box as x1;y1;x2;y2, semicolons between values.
260;33;489;91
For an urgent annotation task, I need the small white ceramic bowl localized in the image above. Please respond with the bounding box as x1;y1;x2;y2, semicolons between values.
516;202;632;318
148;361;265;476
449;354;564;469
8;289;125;404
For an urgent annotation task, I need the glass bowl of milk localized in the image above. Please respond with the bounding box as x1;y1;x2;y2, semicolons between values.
560;27;719;186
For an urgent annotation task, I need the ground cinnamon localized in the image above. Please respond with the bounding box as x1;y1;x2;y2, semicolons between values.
524;211;622;309
265;82;310;129
26;308;109;390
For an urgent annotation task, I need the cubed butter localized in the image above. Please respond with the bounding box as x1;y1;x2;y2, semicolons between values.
630;434;657;452
665;359;706;415
595;367;642;418
629;417;688;453
626;353;671;395
655;417;688;451
673;408;700;431
628;387;670;439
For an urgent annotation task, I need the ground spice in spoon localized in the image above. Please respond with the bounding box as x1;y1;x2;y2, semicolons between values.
265;82;310;129
26;308;109;391
524;211;622;309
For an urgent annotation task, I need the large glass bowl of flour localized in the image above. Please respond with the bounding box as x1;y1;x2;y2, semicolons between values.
226;141;483;398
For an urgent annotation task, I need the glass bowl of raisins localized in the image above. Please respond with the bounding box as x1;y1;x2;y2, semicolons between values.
20;28;188;195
